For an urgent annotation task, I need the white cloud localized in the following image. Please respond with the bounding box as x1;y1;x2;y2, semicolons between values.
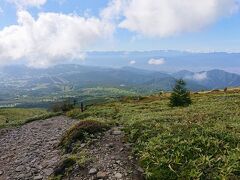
101;0;124;21
148;58;165;65
129;60;136;65
7;0;47;8
0;11;113;68
193;72;208;81
105;0;239;37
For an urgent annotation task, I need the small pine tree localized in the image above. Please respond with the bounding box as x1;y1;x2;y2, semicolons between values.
170;79;192;107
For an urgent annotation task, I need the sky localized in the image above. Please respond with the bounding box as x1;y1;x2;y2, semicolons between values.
0;0;240;68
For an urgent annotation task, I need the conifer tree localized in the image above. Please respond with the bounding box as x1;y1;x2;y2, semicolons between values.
170;79;192;107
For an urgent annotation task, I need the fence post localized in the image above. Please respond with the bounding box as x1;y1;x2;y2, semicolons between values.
80;102;84;112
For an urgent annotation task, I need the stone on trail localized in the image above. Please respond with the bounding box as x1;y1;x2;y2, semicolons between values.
112;130;122;135
33;175;43;180
0;170;4;175
15;165;24;172
106;143;114;148
114;172;123;179
89;168;98;175
17;174;25;179
137;166;144;173
97;171;107;178
43;168;54;176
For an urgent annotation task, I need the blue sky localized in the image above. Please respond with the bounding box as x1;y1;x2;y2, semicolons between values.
0;0;239;68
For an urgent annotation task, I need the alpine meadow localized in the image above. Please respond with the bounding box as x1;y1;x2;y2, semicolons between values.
0;0;240;180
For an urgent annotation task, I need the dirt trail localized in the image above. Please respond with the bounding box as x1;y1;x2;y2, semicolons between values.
67;127;144;180
0;116;77;180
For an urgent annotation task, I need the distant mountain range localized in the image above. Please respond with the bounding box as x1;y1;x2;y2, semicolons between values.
173;69;240;90
82;51;240;74
0;64;240;100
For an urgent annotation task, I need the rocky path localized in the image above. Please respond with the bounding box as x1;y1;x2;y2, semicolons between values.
68;127;144;180
0;116;77;180
0;117;144;180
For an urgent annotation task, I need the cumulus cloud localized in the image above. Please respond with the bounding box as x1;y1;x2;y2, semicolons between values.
193;72;208;81
105;0;238;37
148;58;165;65
7;0;47;8
0;11;113;68
129;60;136;65
101;0;124;21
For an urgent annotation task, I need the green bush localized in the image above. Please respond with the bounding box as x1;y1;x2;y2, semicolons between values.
59;120;109;152
50;100;75;112
170;79;192;107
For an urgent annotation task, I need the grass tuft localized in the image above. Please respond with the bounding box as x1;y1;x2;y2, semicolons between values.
59;120;109;152
52;150;90;179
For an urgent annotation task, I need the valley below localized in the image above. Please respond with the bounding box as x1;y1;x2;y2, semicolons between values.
1;64;240;109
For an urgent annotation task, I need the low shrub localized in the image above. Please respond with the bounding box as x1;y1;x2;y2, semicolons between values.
50;100;75;113
59;120;109;152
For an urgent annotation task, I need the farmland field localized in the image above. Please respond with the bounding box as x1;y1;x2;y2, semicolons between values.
67;90;240;179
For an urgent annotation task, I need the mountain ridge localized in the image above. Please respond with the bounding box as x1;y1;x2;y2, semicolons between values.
0;65;240;95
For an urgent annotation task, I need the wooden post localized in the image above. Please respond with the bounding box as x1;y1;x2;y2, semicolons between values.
80;102;84;112
73;99;77;106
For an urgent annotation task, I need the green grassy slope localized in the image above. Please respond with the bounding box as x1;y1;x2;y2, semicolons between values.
0;108;55;128
67;90;240;179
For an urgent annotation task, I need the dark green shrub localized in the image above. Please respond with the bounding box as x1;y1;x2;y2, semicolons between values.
50;100;75;112
59;120;109;152
170;79;192;107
